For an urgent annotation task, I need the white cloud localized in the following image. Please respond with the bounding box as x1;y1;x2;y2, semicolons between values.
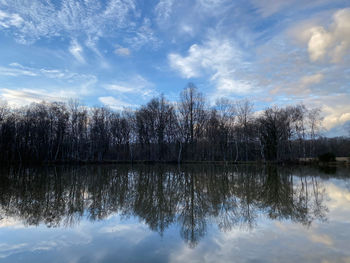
0;88;70;106
169;39;237;79
0;65;38;77
196;0;231;10
85;36;110;68
98;96;135;110
180;24;194;36
0;243;28;259
0;9;23;28
155;0;232;29
124;18;161;50
101;75;157;110
105;75;157;98
319;96;350;130
168;45;202;78
250;0;346;18
0;0;158;49
270;73;324;96
0;222;93;259
114;46;131;56
251;0;292;17
0;63;98;106
215;78;252;94
326;182;350;221
0;63;97;82
270;72;325;96
299;73;324;92
107;85;134;93
307;27;332;61
169;35;252;94
309;234;334;246
99;223;150;244
69;39;85;63
297;8;350;63
154;0;175;24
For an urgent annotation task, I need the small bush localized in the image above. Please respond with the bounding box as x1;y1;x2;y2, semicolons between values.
318;152;336;162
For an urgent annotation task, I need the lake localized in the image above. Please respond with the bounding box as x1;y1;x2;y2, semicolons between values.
0;165;349;263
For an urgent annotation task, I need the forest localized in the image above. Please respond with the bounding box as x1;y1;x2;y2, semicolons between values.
0;83;349;164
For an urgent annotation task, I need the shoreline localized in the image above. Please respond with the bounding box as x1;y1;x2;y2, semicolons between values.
1;159;349;166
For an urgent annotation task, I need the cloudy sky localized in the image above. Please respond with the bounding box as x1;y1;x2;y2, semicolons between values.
0;0;349;136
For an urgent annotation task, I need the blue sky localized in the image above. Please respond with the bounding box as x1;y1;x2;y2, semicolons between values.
0;0;349;135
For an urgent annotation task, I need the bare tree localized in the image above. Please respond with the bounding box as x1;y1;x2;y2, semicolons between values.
236;100;253;161
307;108;323;157
178;83;207;160
212;98;236;161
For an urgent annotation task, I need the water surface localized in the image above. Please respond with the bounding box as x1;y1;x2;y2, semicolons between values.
0;165;349;262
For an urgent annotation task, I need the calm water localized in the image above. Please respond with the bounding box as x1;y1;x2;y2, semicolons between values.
0;165;349;263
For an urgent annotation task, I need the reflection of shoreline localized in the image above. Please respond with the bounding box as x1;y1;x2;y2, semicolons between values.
0;165;341;247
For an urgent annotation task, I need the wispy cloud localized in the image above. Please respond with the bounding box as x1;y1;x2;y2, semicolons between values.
124;18;161;50
154;0;175;24
250;0;288;17
196;0;231;11
0;65;38;77
299;73;324;90
106;85;134;93
0;0;134;40
0;9;23;28
69;39;85;63
272;72;325;95
0;63;98;105
250;0;346;18
0;0;158;50
169;34;252;94
1;88;69;105
0;63;97;82
114;46;131;56
105;75;157;98
98;96;135;110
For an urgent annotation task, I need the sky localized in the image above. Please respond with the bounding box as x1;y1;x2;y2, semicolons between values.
0;0;349;136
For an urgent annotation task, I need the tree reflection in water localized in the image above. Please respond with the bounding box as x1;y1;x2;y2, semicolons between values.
0;165;336;247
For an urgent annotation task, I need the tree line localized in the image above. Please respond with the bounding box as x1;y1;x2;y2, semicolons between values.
0;83;349;163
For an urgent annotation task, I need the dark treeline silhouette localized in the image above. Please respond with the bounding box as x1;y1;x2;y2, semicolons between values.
0;164;335;247
0;83;349;163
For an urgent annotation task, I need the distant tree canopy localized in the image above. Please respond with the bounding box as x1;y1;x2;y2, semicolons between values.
0;83;349;164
